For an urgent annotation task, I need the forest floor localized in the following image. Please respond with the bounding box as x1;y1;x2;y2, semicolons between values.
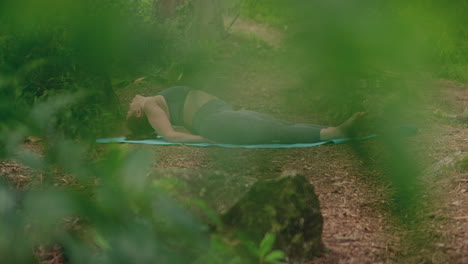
1;18;467;264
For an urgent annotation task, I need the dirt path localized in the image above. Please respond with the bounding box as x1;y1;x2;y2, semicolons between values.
406;81;467;264
224;16;285;49
280;146;397;264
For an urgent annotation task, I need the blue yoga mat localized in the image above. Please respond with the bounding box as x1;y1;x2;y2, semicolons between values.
96;135;378;149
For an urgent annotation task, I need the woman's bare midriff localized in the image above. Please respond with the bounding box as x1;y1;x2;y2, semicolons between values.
183;90;219;128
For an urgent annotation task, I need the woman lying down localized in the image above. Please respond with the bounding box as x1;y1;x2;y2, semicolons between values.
126;86;365;144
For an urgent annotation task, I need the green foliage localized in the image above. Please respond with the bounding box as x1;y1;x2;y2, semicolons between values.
234;0;293;26
0;0;182;138
259;233;285;264
0;109;253;263
259;233;275;257
237;232;285;264
239;0;467;83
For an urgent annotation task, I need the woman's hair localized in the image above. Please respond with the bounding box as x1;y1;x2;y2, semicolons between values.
125;115;156;139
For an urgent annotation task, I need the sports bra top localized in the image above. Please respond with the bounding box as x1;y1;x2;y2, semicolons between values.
158;86;192;126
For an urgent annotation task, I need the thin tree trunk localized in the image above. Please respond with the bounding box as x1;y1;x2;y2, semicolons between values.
153;0;183;20
191;0;224;40
153;0;224;40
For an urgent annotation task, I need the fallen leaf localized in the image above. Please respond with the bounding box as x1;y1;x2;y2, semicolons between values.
25;136;43;143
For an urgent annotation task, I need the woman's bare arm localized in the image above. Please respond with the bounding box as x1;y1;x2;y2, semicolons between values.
142;100;209;143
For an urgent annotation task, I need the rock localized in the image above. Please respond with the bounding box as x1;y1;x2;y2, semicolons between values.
222;174;323;263
149;169;324;263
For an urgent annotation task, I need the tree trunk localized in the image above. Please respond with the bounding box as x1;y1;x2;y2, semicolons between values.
153;0;224;40
190;0;224;40
153;0;183;20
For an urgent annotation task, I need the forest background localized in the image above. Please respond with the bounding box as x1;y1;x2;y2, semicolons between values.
0;0;466;263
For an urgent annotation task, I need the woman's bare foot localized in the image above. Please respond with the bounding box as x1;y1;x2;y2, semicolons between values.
337;112;366;132
320;112;366;141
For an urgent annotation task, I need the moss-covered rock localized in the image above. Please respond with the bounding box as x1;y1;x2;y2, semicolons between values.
149;169;324;263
